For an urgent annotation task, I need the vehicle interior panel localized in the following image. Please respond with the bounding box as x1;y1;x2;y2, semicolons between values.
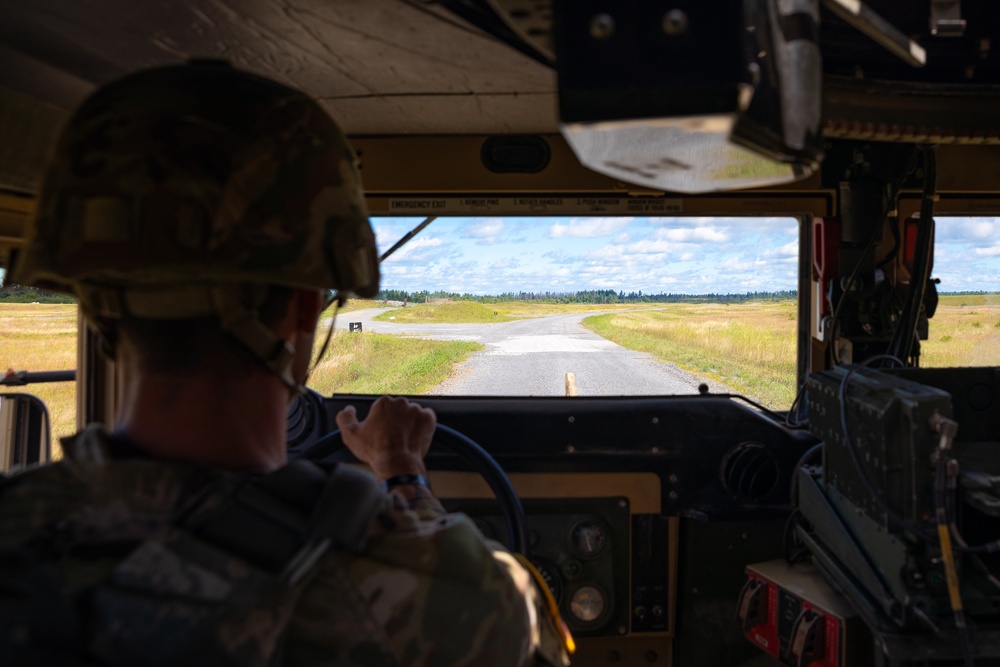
5;1;1000;665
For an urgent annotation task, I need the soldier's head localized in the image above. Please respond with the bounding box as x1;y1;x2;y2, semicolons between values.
12;60;379;392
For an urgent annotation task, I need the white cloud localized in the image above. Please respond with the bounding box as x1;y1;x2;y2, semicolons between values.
763;240;799;259
548;217;632;238
974;245;1000;257
387;236;444;261
653;227;728;243
627;240;687;254
490;257;521;270
719;257;757;272
646;216;795;231
465;219;505;244
960;220;1000;240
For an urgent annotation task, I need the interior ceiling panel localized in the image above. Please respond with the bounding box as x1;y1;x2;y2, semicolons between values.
0;0;558;134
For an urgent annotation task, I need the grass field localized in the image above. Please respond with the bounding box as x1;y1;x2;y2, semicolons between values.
922;295;1000;367
376;300;663;323
3;297;998;441
308;327;482;395
1;304;79;442
376;301;515;323
337;299;386;314
583;297;1000;408
0;303;480;444
584;302;799;408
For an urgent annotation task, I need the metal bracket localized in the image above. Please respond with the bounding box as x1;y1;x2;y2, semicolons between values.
822;0;926;67
930;0;966;37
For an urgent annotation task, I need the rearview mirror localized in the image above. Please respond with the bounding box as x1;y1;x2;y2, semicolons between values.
0;393;51;471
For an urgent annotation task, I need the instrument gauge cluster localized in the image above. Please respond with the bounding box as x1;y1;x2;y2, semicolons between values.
571;519;608;559
444;497;629;637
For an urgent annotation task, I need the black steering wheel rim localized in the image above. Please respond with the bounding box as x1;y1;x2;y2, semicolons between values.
301;424;529;555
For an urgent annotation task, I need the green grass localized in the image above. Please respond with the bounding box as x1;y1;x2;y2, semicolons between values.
338;299;386;314
376;301;515;323
583;302;799;408
0;303;482;447
0;289;75;304
5;297;998;439
308;329;482;395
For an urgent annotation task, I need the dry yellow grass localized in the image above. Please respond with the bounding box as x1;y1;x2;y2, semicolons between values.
0;304;479;445
495;301;664;317
3;298;997;440
584;302;798;408
1;304;78;442
922;296;1000;367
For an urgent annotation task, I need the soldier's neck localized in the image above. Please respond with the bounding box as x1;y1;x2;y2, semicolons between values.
114;369;289;472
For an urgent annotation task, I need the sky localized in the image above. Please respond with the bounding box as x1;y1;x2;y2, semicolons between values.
1;216;994;295
373;216;1000;295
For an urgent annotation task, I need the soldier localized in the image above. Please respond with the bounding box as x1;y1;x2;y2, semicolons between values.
0;60;570;666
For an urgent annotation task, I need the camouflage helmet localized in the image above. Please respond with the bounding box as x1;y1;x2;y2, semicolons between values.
13;60;378;300
12;60;379;390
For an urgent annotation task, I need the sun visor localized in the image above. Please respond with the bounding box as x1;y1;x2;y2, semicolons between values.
554;0;823;194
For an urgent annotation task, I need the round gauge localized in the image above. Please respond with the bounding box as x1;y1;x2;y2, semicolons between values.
569;585;607;624
570;520;608;559
532;558;563;604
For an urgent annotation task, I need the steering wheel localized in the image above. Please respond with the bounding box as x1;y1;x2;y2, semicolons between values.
301;423;530;555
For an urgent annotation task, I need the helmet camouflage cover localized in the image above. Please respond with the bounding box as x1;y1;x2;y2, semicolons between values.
13;60;379;308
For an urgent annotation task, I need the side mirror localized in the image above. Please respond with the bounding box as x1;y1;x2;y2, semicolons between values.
0;393;51;472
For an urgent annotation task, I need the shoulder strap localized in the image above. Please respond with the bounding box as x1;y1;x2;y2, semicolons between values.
0;457;386;667
89;459;386;667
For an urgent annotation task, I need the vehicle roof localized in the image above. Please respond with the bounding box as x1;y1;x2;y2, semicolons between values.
0;0;557;137
2;0;1000;255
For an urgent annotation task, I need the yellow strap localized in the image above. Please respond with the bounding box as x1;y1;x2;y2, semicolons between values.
937;523;964;615
513;553;577;655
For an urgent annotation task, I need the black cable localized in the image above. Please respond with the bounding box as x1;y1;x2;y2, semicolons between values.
830;148;919;365
877;209;902;270
789;442;823;505
889;146;937;363
829;216;883;366
782;510;810;564
784;381;810;429
716;393;801;427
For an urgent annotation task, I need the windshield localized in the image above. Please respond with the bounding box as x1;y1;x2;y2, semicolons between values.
5;215;1000;441
919;217;1000;368
307;216;802;407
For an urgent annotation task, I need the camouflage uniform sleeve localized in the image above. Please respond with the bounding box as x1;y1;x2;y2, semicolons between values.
285;493;570;667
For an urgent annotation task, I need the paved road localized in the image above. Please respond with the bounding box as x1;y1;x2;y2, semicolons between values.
332;308;730;397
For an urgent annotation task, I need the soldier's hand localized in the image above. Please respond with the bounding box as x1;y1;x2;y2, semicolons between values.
336;396;436;481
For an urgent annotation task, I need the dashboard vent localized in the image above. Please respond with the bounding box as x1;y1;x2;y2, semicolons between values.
720;442;780;503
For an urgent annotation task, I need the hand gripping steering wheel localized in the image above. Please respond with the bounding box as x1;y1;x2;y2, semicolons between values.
301;424;530;555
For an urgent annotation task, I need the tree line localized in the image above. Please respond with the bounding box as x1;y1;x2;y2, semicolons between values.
378;288;800;304
0;283;75;303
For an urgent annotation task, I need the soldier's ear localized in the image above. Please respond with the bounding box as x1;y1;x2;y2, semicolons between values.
294;289;324;335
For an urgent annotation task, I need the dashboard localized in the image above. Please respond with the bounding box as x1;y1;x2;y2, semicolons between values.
288;392;818;665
